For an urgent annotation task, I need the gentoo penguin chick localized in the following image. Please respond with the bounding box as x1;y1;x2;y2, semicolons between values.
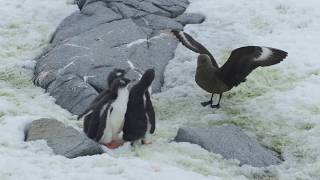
80;77;131;149
172;30;288;108
78;68;130;120
123;69;156;144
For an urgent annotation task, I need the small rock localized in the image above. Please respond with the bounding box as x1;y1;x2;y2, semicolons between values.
174;125;282;167
26;118;103;158
174;13;206;26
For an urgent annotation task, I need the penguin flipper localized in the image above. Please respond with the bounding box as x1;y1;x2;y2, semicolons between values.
95;104;112;141
78;108;92;120
77;90;111;120
86;116;99;139
85;100;106;139
83;114;91;133
145;91;156;134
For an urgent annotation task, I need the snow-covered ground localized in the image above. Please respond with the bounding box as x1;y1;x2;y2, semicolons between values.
1;0;320;179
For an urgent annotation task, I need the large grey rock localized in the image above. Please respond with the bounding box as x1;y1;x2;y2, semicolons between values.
174;125;282;167
34;0;204;115
34;18;177;114
26;118;103;158
51;1;122;43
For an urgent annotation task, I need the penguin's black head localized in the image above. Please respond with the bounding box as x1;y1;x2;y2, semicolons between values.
118;77;131;88
107;68;130;87
140;68;155;87
109;77;131;95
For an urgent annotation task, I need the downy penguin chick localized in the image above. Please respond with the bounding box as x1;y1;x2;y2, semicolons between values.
81;77;131;149
78;68;130;120
123;69;156;144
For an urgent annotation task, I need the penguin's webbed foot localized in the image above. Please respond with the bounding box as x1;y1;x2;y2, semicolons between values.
104;141;124;149
141;139;152;145
210;104;220;109
201;100;212;107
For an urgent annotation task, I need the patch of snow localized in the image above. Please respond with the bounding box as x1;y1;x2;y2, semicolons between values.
1;0;320;179
158;0;320;179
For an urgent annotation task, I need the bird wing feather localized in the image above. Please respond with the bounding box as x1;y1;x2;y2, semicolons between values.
172;30;219;68
219;46;288;87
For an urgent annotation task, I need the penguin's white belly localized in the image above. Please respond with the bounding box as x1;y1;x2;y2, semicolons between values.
99;88;129;144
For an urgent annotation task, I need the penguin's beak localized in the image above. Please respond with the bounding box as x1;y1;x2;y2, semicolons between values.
171;30;180;39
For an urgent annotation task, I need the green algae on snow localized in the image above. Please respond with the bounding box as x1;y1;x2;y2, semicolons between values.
297;122;316;130
0;70;32;87
0;91;15;97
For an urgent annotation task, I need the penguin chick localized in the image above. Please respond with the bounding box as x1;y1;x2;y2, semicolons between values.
82;77;131;149
77;68;130;120
123;69;156;144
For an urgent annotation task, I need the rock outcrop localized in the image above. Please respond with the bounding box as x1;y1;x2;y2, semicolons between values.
26;118;103;158
174;125;282;167
33;0;205;115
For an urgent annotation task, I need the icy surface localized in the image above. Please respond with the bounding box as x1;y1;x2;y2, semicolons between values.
1;0;320;179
